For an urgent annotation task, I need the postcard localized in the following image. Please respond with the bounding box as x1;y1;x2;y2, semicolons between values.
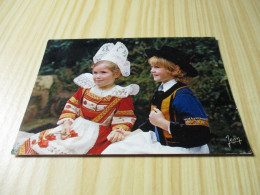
12;37;252;156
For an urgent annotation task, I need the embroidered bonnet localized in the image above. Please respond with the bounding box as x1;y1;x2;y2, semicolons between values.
93;42;130;77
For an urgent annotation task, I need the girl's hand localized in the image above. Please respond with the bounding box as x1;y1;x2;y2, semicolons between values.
149;108;170;131
61;120;72;140
107;129;126;143
114;128;131;137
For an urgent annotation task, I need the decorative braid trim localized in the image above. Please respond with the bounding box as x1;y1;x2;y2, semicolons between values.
112;124;131;131
184;118;209;127
114;110;135;116
69;97;79;105
59;113;77;120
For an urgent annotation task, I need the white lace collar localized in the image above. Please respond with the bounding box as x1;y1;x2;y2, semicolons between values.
73;73;140;98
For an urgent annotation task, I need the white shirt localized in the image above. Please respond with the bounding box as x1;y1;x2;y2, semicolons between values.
159;79;177;92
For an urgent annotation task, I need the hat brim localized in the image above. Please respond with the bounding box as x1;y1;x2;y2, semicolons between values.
145;48;198;77
145;49;161;59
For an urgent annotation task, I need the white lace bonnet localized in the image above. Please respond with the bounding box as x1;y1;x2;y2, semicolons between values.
73;42;139;96
93;42;130;77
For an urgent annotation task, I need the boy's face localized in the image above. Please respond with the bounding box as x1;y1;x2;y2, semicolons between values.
150;64;174;84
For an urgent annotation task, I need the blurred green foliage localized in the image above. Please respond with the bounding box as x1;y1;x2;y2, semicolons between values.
37;38;251;154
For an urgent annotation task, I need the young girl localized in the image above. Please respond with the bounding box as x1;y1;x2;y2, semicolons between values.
102;46;211;154
17;42;139;155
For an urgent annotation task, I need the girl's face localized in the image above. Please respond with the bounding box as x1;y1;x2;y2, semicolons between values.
92;62;119;89
150;64;174;84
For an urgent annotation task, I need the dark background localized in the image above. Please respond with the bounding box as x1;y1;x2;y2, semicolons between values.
20;37;252;154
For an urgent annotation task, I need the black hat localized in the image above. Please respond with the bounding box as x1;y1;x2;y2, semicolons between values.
145;46;198;77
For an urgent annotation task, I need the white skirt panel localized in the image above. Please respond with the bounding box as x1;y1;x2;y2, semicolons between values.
102;131;209;154
30;117;100;155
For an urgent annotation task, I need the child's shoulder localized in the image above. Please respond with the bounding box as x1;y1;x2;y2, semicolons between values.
175;86;195;97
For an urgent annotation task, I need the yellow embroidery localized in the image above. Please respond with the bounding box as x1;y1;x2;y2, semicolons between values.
92;98;122;123
184;118;209;127
18;139;37;155
59;113;76;120
112;124;131;131
85;89;113;102
18;143;25;155
115;110;134;116
69;97;79;105
81;88;86;95
25;139;34;154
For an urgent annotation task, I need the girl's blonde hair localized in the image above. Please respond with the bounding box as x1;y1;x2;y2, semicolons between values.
148;56;192;84
91;60;122;77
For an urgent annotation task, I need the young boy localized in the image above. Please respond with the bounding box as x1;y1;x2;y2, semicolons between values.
139;46;212;149
102;46;212;154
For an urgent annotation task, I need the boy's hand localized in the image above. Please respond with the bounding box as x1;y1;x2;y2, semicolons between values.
149;108;170;131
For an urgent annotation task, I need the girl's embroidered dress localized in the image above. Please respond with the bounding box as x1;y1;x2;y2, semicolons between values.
18;73;139;155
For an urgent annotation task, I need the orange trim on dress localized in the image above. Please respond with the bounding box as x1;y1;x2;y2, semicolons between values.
92;97;122;123
59;113;77;120
114;110;135;116
112;124;131;131
68;96;79;105
18;139;37;155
